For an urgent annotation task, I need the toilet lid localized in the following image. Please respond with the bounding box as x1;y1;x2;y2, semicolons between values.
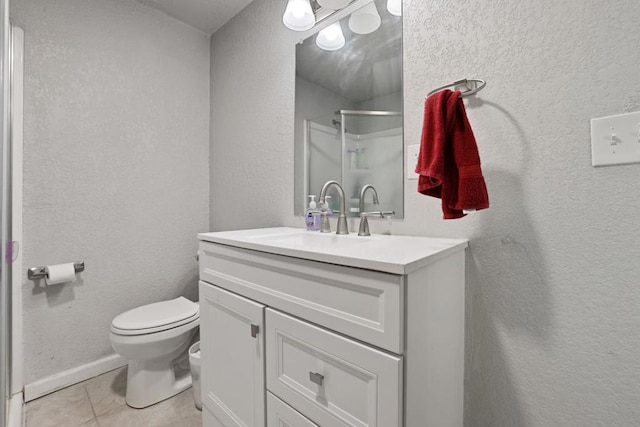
112;297;199;331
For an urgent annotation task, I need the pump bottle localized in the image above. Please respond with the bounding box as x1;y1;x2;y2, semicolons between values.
305;195;320;231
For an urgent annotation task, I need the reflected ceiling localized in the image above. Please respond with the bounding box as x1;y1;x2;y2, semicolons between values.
296;0;402;103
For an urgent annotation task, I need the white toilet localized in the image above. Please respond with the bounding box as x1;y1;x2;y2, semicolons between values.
110;296;200;408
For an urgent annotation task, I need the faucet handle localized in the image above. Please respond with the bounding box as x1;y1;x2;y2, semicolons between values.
363;210;395;219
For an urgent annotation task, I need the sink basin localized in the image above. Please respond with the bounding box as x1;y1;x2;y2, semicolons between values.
199;227;467;275
249;230;383;247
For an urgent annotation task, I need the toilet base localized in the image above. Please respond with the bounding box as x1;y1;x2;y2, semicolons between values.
125;352;192;409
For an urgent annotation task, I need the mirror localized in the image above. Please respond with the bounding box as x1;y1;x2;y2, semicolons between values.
293;0;403;218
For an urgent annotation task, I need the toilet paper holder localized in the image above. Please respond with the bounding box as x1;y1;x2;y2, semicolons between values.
28;261;85;280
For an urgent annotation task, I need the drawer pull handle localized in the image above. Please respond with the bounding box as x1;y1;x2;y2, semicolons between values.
250;324;260;338
309;372;324;386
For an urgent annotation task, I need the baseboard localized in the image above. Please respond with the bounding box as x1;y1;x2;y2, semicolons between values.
24;354;127;402
7;392;23;427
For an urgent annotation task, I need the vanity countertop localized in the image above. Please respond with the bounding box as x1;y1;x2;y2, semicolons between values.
198;227;468;275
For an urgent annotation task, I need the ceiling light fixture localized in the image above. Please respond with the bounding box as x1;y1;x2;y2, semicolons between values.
348;2;381;35
283;0;316;31
386;0;401;16
315;22;346;51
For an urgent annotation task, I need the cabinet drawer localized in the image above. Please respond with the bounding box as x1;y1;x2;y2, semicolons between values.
267;392;319;427
266;309;403;427
199;241;403;353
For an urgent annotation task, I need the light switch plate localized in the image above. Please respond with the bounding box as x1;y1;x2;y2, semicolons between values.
590;111;640;167
407;144;420;180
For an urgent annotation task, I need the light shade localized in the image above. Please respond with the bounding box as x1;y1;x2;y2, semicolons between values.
387;0;401;16
317;0;352;9
283;0;315;31
316;22;346;51
348;2;381;35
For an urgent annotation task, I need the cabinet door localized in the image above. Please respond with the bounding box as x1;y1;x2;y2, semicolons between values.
200;281;266;427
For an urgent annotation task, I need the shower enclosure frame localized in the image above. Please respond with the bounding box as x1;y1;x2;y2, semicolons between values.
302;109;403;215
336;109;402;195
8;22;23;409
1;10;24;427
0;0;11;423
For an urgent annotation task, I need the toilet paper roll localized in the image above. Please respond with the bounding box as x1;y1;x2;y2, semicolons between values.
45;263;77;286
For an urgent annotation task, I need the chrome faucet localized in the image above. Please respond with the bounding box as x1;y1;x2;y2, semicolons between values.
359;184;379;215
358;185;379;236
319;180;348;235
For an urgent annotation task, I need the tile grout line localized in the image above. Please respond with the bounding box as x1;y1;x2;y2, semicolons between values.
84;384;100;426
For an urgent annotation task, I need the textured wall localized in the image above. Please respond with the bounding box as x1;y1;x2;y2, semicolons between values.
210;0;640;425
11;0;210;384
209;0;296;231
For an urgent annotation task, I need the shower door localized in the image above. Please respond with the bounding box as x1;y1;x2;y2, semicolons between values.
303;111;403;218
0;0;10;425
304;119;342;203
339;110;404;217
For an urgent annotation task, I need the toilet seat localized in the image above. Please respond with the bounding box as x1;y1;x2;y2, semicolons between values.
111;297;199;336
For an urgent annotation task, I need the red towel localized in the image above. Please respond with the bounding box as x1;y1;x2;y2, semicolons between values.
416;90;489;219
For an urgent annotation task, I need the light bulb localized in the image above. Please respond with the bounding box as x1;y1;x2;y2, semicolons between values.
325;26;339;40
387;0;401;16
348;2;381;35
292;7;305;19
316;22;346;51
283;0;315;32
317;0;351;9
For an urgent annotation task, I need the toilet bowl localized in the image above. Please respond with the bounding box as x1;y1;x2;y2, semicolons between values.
110;297;199;409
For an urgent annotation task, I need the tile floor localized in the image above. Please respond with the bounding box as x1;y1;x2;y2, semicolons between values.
25;367;202;427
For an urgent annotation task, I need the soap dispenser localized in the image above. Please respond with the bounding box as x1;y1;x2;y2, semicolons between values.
305;195;320;231
323;196;334;217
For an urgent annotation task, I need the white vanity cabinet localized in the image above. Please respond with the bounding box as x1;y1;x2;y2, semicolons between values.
198;227;467;427
267;392;318;427
199;284;266;427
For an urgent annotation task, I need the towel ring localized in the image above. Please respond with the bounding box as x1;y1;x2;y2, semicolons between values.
427;78;486;99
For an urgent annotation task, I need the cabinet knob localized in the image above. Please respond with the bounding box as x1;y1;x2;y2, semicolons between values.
309;372;324;386
250;324;260;338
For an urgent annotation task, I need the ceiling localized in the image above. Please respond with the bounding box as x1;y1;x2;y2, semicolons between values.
137;0;255;34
